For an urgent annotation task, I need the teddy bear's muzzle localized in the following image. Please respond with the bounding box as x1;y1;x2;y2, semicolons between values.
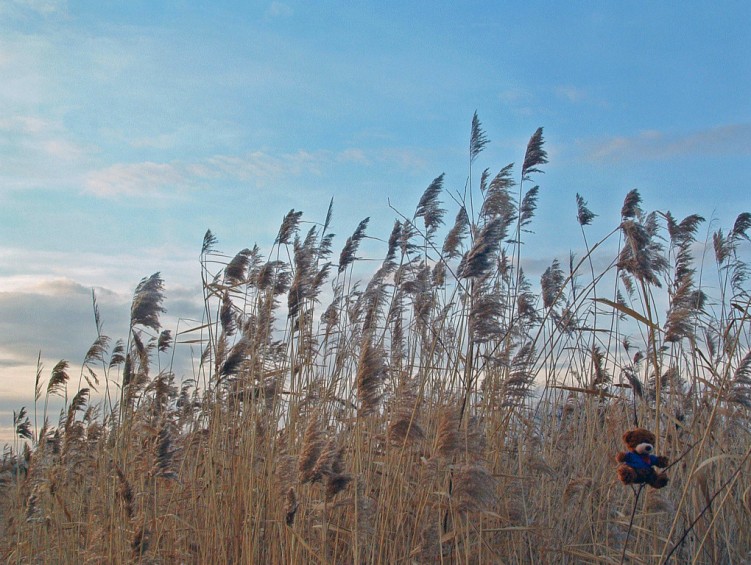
636;442;653;454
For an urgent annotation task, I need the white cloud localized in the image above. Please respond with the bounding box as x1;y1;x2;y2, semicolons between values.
84;149;337;199
207;150;328;182
499;87;536;117
0;115;91;190
0;0;68;18
554;85;587;103
375;147;428;170
0;245;199;296
587;123;751;162
84;152;315;198
84;162;189;198
338;148;371;165
18;0;67;15
0;115;51;133
0;34;60;107
41;137;87;160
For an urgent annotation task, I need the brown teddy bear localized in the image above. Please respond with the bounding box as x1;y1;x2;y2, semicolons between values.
615;428;669;489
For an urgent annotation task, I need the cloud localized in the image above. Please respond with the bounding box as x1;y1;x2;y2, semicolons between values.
0;115;50;133
0;0;68;18
83;151;329;198
84;162;189;198
499;87;536;117
206;150;329;183
266;1;293;18
586;123;751;162
0;281;107;367
0;244;201;298
337;148;371;165
554;85;587;103
0;265;205;403
83;146;429;199
0;114;91;191
375;147;428;170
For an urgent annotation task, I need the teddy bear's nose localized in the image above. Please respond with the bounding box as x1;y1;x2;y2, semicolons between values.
644;445;652;452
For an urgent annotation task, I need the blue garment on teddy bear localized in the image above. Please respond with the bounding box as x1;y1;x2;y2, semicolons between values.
623;451;658;469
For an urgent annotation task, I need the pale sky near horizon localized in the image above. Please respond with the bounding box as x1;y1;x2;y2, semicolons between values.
1;1;750;442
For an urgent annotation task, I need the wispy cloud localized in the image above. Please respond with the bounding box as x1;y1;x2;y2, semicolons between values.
83;150;329;198
207;150;328;182
375;147;428;170
0;114;91;190
586;124;751;162
266;1;293;18
499;87;536;117
84;146;430;199
84;162;189;198
0;245;199;296
554;85;588;103
0;0;68;18
337;148;371;165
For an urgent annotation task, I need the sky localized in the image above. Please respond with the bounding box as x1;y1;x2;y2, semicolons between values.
1;1;750;443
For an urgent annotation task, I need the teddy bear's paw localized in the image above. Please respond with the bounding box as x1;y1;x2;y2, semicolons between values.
617;464;637;484
651;472;669;489
654;456;669;468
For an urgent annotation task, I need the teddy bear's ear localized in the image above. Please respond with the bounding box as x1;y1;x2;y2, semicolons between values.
622;430;634;444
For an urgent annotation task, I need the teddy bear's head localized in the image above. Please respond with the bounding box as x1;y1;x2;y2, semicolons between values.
622;428;656;455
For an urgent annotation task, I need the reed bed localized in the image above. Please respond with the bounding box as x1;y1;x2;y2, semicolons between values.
1;116;750;564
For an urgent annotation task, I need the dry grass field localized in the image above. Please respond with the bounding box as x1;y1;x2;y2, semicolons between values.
2;122;750;564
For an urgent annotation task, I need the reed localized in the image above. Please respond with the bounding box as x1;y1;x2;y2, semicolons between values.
1;115;749;564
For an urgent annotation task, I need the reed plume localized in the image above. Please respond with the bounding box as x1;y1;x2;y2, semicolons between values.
3;116;750;565
469;111;489;163
387;378;425;445
453;464;496;512
355;339;387;415
541;258;565;310
338;217;370;274
519;185;540;228
522;127;548;179
435;407;460;459
442;206;469;259
617;209;668;287
299;416;324;484
276;209;303;245
621;188;642;219
576;193;596;226
224;247;253;286
130;272;165;331
46;360;70;398
728;350;751;407
480;163;516;222
458;217;505;279
414;173;446;235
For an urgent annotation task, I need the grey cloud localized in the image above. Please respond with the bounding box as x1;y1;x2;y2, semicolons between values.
0;281;124;364
0;358;27;369
0;276;205;409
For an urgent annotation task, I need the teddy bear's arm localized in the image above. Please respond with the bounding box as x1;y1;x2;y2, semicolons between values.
615;451;627;463
653;455;669;468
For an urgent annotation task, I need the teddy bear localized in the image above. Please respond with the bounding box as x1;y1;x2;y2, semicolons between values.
615;428;669;489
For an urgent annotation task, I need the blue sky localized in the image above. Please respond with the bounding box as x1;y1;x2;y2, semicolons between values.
1;1;749;439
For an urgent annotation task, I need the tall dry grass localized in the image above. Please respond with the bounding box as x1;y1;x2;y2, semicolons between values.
1;115;750;564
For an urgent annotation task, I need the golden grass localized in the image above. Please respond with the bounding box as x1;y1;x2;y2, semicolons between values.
2;120;750;564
